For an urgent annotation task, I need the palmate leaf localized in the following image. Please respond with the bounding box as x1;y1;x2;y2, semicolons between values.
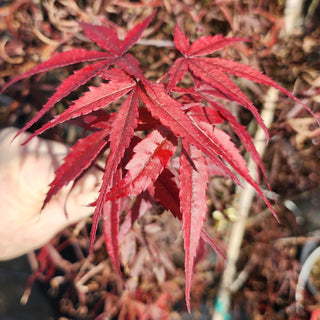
81;10;156;56
179;142;208;312
43;128;110;208
1;11;156;140
174;23;246;58
169;24;319;146
168;24;245;92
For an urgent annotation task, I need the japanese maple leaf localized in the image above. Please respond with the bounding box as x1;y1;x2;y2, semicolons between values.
0;11;156;138
0;10;157;283
167;24;318;136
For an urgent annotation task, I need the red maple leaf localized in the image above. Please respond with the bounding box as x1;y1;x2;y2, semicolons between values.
1;11;315;313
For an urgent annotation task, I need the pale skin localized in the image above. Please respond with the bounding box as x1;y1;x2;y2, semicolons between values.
0;127;102;260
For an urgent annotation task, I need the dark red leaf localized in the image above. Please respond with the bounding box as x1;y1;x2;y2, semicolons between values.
137;107;162;131
174;24;190;56
43;128;110;208
200;93;266;179
189;34;247;57
1;49;112;94
104;127;176;201
80;22;121;55
198;122;278;221
138;83;240;184
116;53;149;86
103;170;122;276
24;77;135;143
179;142;208;312
121;11;157;53
17;60;112;138
186;105;225;125
152;169;181;218
153;169;225;257
200;57;319;122
166;57;188;92
188;59;269;139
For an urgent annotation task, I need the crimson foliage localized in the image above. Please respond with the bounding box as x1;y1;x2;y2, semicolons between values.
1;11;311;311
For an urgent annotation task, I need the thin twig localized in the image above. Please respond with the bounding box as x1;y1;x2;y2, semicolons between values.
118;34;174;48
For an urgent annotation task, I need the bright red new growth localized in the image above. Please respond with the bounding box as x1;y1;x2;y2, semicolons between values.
1;12;313;312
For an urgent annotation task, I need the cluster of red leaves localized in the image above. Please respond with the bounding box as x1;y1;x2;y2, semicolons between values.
1;11;313;311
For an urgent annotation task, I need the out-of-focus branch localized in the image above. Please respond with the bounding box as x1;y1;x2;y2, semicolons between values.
212;87;279;320
284;0;305;34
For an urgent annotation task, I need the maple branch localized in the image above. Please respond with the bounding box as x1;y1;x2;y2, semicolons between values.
118;33;174;48
134;38;174;48
212;87;279;320
284;0;304;34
